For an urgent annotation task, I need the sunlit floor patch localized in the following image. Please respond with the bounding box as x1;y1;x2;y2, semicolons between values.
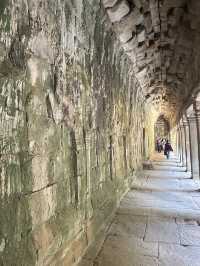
80;153;200;266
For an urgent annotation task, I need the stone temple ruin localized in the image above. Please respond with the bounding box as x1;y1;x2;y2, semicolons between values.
0;0;200;265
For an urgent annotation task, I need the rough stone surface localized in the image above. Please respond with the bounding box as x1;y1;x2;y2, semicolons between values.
103;0;200;122
0;1;146;265
1;0;200;265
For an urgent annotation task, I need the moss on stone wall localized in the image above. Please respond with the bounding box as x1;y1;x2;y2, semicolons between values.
0;0;7;16
0;0;145;265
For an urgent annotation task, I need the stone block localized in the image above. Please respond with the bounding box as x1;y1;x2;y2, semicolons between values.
137;30;146;43
179;224;200;246
107;1;130;23
103;0;118;8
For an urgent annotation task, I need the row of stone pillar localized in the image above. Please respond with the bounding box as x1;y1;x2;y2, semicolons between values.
176;101;200;180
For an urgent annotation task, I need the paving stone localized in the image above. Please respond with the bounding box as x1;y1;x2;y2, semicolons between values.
146;179;180;191
82;155;200;265
180;180;200;191
149;191;188;202
153;165;186;172
144;169;190;180
175;218;198;225
95;234;158;266
108;214;147;239
192;196;200;208
159;243;200;266
179;224;200;246
95;253;158;266
124;191;198;210
144;216;180;244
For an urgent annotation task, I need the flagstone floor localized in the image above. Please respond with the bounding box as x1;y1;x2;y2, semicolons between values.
80;153;200;266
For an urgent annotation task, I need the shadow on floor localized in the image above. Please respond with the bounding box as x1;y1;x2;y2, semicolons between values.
79;153;200;266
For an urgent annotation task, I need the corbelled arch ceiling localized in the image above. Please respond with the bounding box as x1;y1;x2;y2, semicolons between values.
103;0;200;123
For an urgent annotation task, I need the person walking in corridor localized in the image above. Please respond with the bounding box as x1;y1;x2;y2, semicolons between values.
156;138;162;152
164;140;173;159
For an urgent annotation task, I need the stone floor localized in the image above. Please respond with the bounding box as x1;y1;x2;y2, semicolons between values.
80;153;200;266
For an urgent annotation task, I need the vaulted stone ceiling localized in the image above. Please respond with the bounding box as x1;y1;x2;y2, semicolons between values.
103;0;200;120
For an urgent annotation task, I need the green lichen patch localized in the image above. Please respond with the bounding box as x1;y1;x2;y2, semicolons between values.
0;0;7;16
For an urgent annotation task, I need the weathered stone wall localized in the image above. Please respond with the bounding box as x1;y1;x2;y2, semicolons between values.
0;1;145;265
143;104;158;159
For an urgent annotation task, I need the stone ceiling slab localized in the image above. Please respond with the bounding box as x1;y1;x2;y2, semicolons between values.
103;0;200;121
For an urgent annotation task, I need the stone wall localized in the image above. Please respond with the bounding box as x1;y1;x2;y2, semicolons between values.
0;1;145;265
143;104;158;159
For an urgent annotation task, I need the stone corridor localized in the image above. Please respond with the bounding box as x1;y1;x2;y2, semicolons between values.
1;0;200;265
80;154;200;266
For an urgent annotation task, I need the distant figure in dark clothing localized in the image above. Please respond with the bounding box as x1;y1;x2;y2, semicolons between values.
156;138;162;152
164;140;173;159
156;139;158;152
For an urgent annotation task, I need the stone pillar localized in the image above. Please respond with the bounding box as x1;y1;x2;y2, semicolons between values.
183;116;192;173
170;126;178;157
187;105;200;180
194;100;200;176
176;127;180;159
179;120;187;167
177;125;183;164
